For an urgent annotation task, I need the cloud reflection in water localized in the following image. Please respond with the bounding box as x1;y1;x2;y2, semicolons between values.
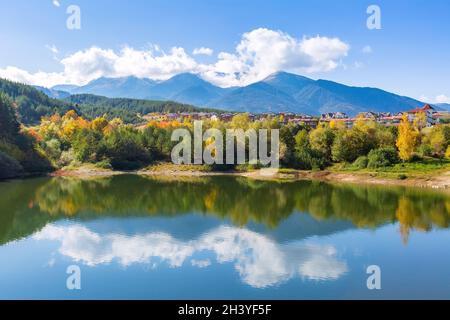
34;224;348;288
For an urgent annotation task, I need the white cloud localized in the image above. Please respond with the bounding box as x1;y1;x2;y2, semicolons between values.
0;28;349;88
418;94;450;104
45;44;59;54
193;47;214;56
435;94;450;104
202;28;350;87
191;259;211;268
0;46;198;87
34;224;348;288
52;0;60;7
0;66;67;86
362;45;372;54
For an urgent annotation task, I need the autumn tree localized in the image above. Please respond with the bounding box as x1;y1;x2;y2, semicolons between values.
309;124;335;161
413;111;427;131
396;114;418;161
428;126;450;157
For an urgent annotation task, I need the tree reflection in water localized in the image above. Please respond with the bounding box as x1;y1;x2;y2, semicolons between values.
0;175;449;245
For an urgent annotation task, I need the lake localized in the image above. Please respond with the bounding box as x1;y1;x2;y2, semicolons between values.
0;175;449;299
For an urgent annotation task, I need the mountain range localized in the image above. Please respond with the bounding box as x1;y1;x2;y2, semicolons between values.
436;103;450;111
46;71;430;115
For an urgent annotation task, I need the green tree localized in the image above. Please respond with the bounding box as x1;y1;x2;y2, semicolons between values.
309;125;335;161
332;128;372;163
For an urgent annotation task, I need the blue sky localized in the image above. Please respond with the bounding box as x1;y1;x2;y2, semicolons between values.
0;0;449;103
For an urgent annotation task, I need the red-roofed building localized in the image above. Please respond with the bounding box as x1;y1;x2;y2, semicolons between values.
406;104;438;127
407;104;435;114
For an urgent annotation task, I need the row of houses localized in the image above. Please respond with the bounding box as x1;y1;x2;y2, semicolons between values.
319;104;448;128
143;104;448;128
143;111;314;123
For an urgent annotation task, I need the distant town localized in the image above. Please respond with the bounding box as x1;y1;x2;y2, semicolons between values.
143;104;449;128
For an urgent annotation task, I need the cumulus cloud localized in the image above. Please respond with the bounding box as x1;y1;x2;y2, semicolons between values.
52;0;60;7
418;94;450;104
0;46;198;87
0;28;349;88
202;28;349;87
34;224;348;288
435;94;450;104
0;66;67;87
193;47;214;56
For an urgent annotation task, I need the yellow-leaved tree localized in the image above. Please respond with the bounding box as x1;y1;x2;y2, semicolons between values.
396;113;418;161
413;111;427;131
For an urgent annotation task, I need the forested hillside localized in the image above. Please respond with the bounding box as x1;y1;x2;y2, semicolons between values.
0;78;77;124
0;94;52;179
2;78;220;125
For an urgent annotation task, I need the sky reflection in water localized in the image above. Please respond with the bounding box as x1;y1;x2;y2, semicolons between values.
0;175;449;299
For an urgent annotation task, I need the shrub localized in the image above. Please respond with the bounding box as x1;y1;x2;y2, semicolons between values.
0;151;24;179
95;159;113;170
294;148;326;170
58;149;77;167
44;138;62;160
409;154;423;162
352;156;368;169
417;144;433;157
332;128;373;163
101;127;151;167
367;147;400;168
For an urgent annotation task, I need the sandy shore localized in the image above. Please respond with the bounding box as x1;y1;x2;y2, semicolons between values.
50;166;450;191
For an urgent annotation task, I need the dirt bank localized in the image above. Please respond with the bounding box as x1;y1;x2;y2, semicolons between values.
50;167;450;191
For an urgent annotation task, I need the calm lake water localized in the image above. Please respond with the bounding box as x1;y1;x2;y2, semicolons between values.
0;175;449;299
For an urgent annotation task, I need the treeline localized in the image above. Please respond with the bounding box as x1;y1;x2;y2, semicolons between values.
29;110;450;172
65;94;223;124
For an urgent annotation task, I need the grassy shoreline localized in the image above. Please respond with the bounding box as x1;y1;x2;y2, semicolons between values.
49;162;450;191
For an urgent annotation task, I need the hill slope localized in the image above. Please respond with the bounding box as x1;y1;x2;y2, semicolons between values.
0;78;77;124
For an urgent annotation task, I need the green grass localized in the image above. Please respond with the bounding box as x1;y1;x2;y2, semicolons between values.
330;157;450;179
143;162;214;172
